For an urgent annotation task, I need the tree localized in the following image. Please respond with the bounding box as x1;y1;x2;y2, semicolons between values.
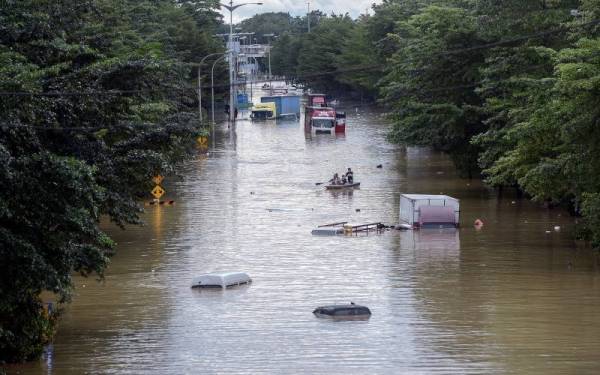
0;0;222;362
335;16;381;98
381;5;486;176
295;15;356;93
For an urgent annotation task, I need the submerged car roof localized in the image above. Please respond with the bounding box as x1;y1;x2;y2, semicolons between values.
315;304;371;312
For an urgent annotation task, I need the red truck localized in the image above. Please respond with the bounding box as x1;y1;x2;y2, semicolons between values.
304;94;346;134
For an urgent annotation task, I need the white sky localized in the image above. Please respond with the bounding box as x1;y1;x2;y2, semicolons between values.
220;0;382;24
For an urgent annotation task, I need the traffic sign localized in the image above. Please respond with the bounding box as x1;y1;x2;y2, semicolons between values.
197;136;208;148
152;175;164;185
151;185;165;199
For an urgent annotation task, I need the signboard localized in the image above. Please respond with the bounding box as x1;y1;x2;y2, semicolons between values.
197;136;208;148
151;186;165;199
314;109;335;118
152;175;164;185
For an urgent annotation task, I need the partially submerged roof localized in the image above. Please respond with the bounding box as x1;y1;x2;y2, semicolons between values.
401;194;458;202
313;304;372;316
191;272;251;288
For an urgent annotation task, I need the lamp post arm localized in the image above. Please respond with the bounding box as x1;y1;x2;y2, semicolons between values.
219;2;263;11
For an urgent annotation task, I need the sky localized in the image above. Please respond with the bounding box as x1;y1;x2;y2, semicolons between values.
220;0;382;24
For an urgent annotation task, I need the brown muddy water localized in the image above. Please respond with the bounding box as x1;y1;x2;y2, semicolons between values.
8;89;600;374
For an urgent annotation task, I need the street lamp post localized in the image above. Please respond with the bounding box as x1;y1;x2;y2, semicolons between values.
263;33;276;94
219;1;263;121
198;53;225;123
250;56;260;102
263;33;274;81
211;54;227;149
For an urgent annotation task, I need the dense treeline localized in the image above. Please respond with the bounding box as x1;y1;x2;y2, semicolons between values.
235;11;325;43
0;0;223;362
262;1;600;246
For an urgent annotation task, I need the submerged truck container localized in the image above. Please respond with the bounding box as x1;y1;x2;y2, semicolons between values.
399;194;460;228
260;95;301;119
306;93;327;107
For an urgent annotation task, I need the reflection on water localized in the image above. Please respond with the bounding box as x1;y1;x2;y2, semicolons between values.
9;88;600;374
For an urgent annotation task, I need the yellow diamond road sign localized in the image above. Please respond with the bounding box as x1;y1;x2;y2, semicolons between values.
152;175;164;185
151;185;165;199
197;136;208;148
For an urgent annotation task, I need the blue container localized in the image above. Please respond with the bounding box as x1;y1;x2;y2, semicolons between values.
237;93;248;105
260;95;301;118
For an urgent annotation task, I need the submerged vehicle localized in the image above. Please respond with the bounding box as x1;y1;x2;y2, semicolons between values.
250;102;276;120
306;93;327;107
335;112;346;133
191;272;252;289
399;194;460;228
305;107;336;134
313;303;372;318
261;95;301;119
304;93;346;134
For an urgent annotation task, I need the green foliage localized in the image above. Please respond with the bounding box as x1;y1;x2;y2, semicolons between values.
237;12;300;44
270;33;302;77
236;11;325;41
335;19;381;95
382;5;486;177
0;0;221;362
581;193;600;247
296;15;357;93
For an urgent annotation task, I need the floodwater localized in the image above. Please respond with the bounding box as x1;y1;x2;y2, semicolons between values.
10;88;600;374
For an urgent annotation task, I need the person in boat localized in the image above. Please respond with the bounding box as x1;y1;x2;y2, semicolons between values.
345;168;354;184
340;174;347;185
329;173;340;185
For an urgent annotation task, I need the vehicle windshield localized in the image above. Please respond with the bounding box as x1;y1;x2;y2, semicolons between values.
312;119;334;128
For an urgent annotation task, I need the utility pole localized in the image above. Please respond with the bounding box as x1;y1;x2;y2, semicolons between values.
229;3;234;122
220;1;263;121
307;1;311;33
263;33;274;82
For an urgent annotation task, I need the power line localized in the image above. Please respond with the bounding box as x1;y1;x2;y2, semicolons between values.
0;18;596;98
2;48;599;131
0;64;386;97
0;122;199;132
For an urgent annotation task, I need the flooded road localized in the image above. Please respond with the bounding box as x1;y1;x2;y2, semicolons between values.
12;89;600;374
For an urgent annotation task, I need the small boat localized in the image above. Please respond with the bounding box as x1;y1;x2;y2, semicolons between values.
313;303;371;319
191;272;252;289
325;182;360;190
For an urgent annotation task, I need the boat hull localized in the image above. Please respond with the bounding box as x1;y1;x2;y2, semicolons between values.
325;182;360;190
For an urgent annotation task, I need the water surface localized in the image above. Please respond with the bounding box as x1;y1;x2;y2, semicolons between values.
10;89;600;374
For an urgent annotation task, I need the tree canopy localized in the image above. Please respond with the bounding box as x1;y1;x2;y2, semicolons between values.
0;0;222;362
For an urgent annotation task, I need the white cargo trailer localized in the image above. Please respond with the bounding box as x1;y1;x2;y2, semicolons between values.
399;194;460;228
